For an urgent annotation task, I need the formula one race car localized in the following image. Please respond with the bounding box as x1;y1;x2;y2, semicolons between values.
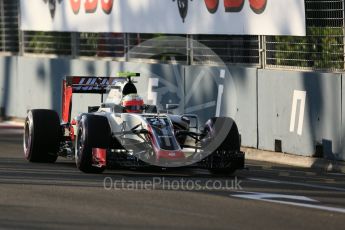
23;72;244;174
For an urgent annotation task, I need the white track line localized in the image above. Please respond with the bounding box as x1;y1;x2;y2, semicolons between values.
248;177;345;192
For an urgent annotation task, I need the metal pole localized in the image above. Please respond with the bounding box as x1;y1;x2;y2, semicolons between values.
71;32;79;58
124;33;129;62
17;0;24;55
1;0;5;51
186;34;193;65
189;34;194;65
343;0;345;70
259;35;266;69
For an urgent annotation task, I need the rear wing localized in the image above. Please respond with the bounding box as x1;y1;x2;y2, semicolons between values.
62;73;140;122
65;72;140;93
65;76;121;94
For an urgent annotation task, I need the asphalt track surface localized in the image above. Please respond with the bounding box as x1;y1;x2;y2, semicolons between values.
0;128;345;230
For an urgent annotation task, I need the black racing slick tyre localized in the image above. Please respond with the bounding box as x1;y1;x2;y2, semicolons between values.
202;117;240;151
202;117;241;175
75;114;110;174
23;109;60;163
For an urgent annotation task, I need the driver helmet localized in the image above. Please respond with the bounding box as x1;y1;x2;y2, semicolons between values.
121;94;144;113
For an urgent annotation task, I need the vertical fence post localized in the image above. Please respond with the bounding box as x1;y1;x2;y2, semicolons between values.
71;32;79;58
124;33;129;62
186;34;194;65
1;0;5;51
186;34;190;65
343;0;345;70
259;35;266;69
189;34;194;65
17;0;24;55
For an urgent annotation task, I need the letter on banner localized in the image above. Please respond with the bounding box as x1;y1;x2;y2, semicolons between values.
70;0;81;14
85;0;98;13
101;0;114;14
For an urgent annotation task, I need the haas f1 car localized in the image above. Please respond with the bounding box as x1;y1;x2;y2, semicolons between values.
24;72;245;174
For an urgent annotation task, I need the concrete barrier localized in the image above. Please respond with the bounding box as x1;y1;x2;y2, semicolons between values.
0;55;344;162
258;69;342;160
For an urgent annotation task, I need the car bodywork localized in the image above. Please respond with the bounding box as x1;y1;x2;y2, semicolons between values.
24;72;245;174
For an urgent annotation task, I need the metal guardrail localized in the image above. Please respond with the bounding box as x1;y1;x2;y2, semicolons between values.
0;0;344;72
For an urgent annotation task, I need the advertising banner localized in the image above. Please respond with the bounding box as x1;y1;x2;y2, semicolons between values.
20;0;306;35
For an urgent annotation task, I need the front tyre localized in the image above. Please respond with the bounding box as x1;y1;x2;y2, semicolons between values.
75;114;110;173
23;109;60;163
201;117;243;175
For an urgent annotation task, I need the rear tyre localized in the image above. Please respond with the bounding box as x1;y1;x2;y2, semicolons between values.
75;114;110;173
201;117;241;175
23;109;60;163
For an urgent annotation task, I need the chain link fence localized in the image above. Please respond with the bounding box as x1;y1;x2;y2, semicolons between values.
0;0;18;53
192;35;260;66
0;0;344;71
266;0;344;71
127;34;188;64
78;32;125;59
23;31;71;56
